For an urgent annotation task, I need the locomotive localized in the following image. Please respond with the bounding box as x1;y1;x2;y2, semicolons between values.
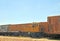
0;15;60;38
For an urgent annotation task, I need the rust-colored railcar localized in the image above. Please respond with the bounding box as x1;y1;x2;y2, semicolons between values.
48;16;60;34
0;15;60;38
47;16;60;38
9;25;19;31
9;23;40;32
38;22;49;37
9;22;48;33
8;23;41;37
17;23;40;32
8;22;48;37
39;22;48;33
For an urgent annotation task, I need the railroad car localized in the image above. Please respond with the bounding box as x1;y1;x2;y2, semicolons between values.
47;16;60;38
39;22;48;37
0;22;48;38
0;15;60;38
8;22;48;38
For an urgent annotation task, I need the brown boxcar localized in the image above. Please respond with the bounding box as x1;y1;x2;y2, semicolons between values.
39;22;48;33
47;16;60;34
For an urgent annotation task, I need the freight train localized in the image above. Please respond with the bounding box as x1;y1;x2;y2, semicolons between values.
0;15;60;38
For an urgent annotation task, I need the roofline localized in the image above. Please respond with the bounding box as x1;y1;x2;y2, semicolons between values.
48;15;60;18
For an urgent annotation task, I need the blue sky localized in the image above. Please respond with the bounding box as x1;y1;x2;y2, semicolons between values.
0;0;60;25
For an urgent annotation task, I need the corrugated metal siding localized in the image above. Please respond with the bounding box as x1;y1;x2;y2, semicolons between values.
48;16;60;34
39;22;48;33
17;23;40;32
8;25;19;32
0;25;9;32
9;23;40;32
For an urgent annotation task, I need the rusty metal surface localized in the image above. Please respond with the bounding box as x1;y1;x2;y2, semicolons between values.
9;22;49;33
48;16;60;34
9;23;40;32
8;25;18;32
39;22;48;33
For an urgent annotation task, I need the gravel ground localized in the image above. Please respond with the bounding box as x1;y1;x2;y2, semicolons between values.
0;36;60;41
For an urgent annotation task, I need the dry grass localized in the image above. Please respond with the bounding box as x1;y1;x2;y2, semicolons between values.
0;36;60;41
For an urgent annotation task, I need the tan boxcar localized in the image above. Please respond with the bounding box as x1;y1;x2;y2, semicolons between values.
8;22;48;37
18;23;39;32
8;25;19;32
47;16;60;34
9;23;40;32
9;22;49;33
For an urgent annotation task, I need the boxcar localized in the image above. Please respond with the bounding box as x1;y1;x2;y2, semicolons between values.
47;16;60;38
39;22;48;37
0;15;60;38
8;23;41;37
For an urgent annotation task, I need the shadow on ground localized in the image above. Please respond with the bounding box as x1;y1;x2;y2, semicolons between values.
48;37;60;40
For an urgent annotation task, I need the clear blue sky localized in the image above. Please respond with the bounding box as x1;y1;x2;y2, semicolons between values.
0;0;60;25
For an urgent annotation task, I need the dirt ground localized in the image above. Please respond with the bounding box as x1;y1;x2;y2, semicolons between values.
0;36;60;41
